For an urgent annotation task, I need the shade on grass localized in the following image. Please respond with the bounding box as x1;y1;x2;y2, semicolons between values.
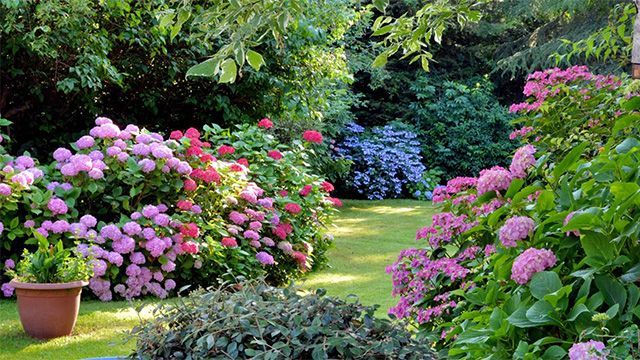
300;199;435;316
0;199;435;359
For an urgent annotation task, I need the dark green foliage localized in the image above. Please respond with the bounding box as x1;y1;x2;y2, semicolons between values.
130;280;436;359
409;77;515;180
0;0;357;158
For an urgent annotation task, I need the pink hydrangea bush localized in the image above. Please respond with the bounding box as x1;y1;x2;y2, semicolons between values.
1;117;340;299
388;67;639;358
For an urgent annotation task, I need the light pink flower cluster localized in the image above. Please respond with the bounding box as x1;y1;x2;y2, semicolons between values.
510;248;556;284
0;154;44;191
477;166;512;195
568;340;608;360
498;216;535;248
53;117;191;180
509;145;536;179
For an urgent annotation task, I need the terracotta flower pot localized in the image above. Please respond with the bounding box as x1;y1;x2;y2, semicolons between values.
9;279;89;339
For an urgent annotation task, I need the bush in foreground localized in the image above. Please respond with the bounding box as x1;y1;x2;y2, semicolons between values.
388;66;640;358
130;280;435;359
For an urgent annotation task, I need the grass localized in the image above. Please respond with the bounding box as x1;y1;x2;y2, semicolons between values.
0;299;162;360
300;199;435;315
0;199;435;359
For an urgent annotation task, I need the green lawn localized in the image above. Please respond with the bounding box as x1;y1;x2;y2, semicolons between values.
300;199;435;315
0;199;434;359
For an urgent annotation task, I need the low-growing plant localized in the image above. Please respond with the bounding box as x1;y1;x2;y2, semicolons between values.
6;236;92;284
129;279;436;360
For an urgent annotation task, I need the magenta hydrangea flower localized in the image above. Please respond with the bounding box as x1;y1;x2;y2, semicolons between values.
2;283;14;297
47;197;68;215
510;145;537;178
256;251;275;265
511;248;557;284
80;215;97;228
53;147;72;162
229;211;248;225
164;279;176;291
0;184;11;196
499;216;535;248
76;135;95;149
100;224;122;241
24;219;35;228
477;166;512;195
0;221;4;235
138;159;156;173
568;340;608;360
130;252;146;265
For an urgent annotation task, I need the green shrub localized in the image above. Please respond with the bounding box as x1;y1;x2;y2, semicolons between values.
130;280;436;360
388;67;640;359
409;76;515;180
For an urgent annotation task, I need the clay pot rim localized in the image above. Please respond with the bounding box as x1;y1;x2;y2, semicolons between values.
9;279;89;290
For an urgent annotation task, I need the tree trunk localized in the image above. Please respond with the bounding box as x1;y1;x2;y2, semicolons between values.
633;1;640;78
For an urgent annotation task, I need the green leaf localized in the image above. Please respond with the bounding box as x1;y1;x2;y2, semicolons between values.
553;141;588;179
526;300;555;324
567;304;590;321
615;137;639;154
507;308;538;328
372;52;388;68
218;59;238;83
246;50;265;71
542;346;567;360
580;232;617;263
186;58;217;78
621;264;640;283
595;275;627;309
529;271;562;300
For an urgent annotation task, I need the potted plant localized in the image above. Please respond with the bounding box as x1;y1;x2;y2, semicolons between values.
6;235;92;339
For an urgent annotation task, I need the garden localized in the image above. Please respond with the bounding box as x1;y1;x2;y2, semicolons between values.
0;0;639;359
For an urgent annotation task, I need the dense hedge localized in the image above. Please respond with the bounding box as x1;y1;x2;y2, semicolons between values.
388;67;640;359
130;280;436;359
1;117;340;299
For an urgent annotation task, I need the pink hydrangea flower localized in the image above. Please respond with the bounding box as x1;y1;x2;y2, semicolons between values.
568;341;608;360
256;251;275;265
509;145;537;178
302;130;323;144
258;118;273;129
477;166;512;195
499;216;535;248
47;197;68;215
511;248;557;284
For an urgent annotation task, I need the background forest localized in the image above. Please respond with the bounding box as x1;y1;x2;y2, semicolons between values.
0;0;632;198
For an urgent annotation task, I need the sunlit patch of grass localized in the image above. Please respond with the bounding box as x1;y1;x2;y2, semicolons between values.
300;199;435;316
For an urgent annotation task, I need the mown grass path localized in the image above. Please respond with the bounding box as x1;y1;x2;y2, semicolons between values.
0;199;434;359
301;199;435;315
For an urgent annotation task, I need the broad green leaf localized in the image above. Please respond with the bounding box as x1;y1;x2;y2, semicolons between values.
595;274;627;309
529;271;562;300
553;141;588;179
526;300;555;324
246;50;265;71
218;59;238;83
186;58;217;78
372;52;388;68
